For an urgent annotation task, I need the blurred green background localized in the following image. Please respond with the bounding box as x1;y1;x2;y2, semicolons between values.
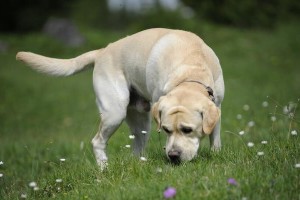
1;0;300;32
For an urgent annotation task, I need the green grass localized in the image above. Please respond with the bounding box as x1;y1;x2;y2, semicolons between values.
0;22;300;199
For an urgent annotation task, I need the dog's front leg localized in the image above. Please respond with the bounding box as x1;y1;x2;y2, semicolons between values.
209;117;221;151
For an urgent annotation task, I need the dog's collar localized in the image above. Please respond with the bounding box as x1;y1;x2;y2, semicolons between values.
177;80;216;103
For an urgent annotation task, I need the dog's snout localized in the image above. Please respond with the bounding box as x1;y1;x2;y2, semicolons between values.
168;149;182;164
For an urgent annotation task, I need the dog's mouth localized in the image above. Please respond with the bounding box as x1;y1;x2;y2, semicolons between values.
167;149;182;165
166;147;199;165
169;157;181;165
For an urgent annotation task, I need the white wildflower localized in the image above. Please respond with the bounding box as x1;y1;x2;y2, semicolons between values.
261;141;268;144
236;114;242;120
0;173;3;178
56;179;62;183
243;104;250;111
248;121;255;127
283;106;289;114
125;145;131;148
95;179;101;183
247;142;254;147
80;141;84;150
20;194;27;199
295;163;300;168
129;135;135;139
0;161;3;165
262;101;269;107
291;130;297;136
156;167;163;173
239;131;245;135
289;112;295;119
283;102;297;114
140;157;147;161
33;187;39;191
29;182;37;188
60;158;66;162
257;151;264;156
271;116;276;122
141;131;147;134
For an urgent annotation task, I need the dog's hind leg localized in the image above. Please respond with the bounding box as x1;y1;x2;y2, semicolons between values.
91;73;130;170
126;108;151;156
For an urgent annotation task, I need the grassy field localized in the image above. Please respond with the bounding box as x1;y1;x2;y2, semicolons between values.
0;22;299;199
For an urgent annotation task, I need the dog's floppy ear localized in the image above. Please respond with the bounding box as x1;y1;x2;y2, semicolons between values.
152;101;162;132
202;102;221;134
152;96;166;132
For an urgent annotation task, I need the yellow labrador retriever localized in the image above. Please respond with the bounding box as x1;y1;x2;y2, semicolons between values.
16;28;224;168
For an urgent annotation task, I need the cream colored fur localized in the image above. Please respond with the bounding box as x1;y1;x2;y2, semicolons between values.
16;50;99;76
16;28;224;169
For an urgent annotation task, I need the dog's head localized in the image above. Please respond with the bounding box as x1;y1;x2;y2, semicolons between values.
152;87;220;163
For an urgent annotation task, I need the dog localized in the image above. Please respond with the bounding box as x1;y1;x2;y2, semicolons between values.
16;28;224;169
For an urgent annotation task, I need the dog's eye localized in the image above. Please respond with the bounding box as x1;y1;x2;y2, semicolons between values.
181;127;193;134
162;126;172;134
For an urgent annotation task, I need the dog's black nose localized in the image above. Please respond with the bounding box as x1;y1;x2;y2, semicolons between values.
168;149;181;164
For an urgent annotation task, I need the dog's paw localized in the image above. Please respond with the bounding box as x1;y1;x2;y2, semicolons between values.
97;159;108;171
211;145;221;152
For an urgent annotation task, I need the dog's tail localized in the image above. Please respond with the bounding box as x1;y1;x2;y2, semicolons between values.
16;49;101;76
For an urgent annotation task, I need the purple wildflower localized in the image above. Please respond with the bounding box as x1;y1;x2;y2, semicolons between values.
163;187;176;198
227;178;238;186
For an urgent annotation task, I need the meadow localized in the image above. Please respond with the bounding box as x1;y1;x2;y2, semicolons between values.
0;22;299;199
